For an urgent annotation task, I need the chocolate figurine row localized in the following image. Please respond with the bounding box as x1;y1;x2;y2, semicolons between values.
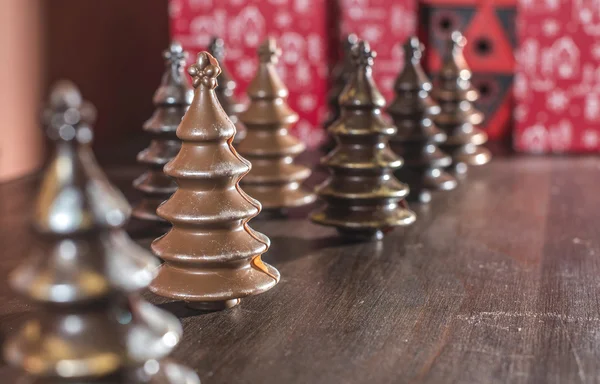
3;32;490;383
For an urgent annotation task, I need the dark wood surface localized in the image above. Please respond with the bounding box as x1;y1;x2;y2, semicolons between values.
1;152;600;384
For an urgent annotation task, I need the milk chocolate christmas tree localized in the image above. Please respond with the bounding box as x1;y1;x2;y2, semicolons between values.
208;36;246;143
3;81;198;384
387;37;457;203
311;41;416;241
433;32;491;173
237;37;315;213
132;42;193;228
150;52;280;311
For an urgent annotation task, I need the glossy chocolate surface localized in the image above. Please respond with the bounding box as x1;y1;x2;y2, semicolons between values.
149;52;280;310
237;38;315;212
133;42;193;225
311;41;416;241
3;81;197;383
387;37;457;203
208;37;246;144
432;32;491;173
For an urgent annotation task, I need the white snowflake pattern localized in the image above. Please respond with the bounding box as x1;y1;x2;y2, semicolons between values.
513;73;529;101
236;60;257;81
585;93;600;121
280;32;305;64
552;37;580;79
307;34;323;62
546;90;569;111
582;129;600;148
275;12;293;28
542;19;560;36
233;7;265;47
593;44;600;60
345;0;367;19
549;120;573;153
521;124;548;153
545;0;560;10
294;0;310;13
362;25;382;43
295;62;311;87
298;94;317;112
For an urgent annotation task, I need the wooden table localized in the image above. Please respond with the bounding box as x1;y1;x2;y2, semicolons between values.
1;152;600;384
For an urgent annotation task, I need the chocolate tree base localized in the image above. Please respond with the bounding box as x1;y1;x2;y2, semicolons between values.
186;299;241;312
148;261;280;307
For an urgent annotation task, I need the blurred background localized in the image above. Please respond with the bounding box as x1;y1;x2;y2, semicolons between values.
1;0;597;181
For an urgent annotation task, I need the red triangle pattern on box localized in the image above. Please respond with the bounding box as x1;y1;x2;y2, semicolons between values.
421;0;516;141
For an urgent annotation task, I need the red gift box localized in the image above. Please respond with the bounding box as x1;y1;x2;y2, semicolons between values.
168;0;330;148
420;0;517;141
514;0;600;153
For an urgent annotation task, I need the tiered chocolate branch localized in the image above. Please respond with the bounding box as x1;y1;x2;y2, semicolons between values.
311;41;416;241
3;81;198;384
237;38;315;213
208;36;246;143
433;31;491;173
322;33;359;152
387;37;457;203
150;52;280;311
133;42;193;229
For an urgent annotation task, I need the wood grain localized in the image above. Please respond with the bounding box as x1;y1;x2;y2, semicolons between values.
1;153;600;383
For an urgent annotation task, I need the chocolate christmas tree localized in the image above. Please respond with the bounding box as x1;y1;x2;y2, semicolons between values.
149;52;280;311
311;41;416;241
237;37;315;213
3;81;198;384
208;36;246;143
387;37;457;203
433;31;491;173
132;42;193;228
322;34;359;152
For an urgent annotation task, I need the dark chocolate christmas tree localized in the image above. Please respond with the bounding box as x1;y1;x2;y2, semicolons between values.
208;36;246;143
149;52;280;311
322;34;359;152
433;31;491;173
132;42;193;229
387;37;457;203
311;41;416;241
3;81;198;384
237;37;315;213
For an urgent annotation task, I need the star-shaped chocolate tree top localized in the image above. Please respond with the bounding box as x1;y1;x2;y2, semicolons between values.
352;40;376;67
450;30;467;53
163;41;187;71
44;80;96;144
208;37;225;61
188;51;221;89
404;36;424;63
258;37;282;64
344;33;359;53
